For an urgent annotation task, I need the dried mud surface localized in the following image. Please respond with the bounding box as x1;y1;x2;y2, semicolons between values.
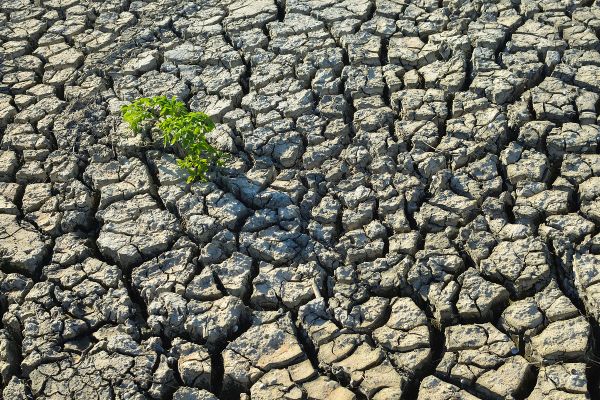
1;0;600;399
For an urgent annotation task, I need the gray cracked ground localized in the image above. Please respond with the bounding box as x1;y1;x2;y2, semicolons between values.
1;0;600;399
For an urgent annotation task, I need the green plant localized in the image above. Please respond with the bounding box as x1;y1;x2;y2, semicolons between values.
121;96;226;183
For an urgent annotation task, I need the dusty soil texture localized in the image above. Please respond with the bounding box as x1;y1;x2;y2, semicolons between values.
1;0;600;399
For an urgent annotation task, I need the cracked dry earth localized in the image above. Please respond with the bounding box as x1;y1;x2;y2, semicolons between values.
2;1;600;400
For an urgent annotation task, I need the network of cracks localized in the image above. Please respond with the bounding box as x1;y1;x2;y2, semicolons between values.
1;0;600;399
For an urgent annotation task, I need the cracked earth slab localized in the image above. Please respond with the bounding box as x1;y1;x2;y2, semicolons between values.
1;0;600;399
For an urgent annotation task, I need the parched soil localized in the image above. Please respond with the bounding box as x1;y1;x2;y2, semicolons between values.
1;0;600;399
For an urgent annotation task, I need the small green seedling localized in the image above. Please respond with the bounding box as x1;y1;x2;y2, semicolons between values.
121;96;226;183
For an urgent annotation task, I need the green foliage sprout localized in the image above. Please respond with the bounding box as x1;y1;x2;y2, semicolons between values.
121;96;226;183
